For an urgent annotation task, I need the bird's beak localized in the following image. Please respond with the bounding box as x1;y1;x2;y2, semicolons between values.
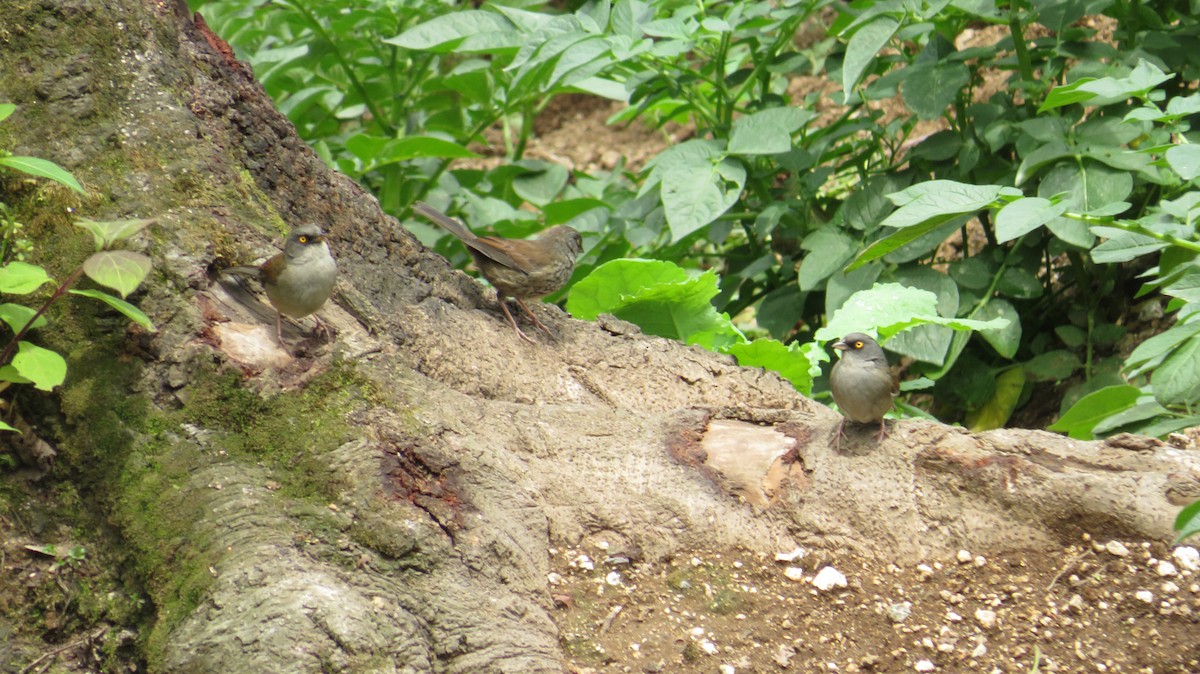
832;341;847;351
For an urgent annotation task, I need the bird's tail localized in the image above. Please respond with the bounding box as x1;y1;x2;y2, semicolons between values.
219;265;262;279
413;202;477;243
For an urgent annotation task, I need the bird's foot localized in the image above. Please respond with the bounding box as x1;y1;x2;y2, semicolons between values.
516;299;556;339
499;300;537;344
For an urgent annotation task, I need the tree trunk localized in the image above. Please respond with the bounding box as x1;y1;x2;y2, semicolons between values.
0;0;1196;672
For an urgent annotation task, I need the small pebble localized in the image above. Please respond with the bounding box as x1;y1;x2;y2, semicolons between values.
956;549;973;564
1162;581;1179;594
812;566;848;591
1172;546;1199;572
605;571;621;586
718;665;735;674
775;547;807;562
700;640;719;655
1156;561;1178;577
887;602;912;623
915;659;935;671
971;643;987;658
1135;590;1154;603
784;567;805;581
1105;541;1130;557
975;609;998;628
547;572;562;585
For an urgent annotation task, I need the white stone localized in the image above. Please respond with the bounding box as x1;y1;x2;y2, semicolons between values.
606;571;622;586
547;572;562;585
956;549;973;564
784;567;805;581
1105;541;1130;557
812;566;848;591
1157;561;1178;577
1173;546;1199;572
971;643;987;658
887;602;912;623
775;547;807;562
719;665;735;674
975;609;998;629
947;611;963;622
1135;590;1154;603
1162;581;1179;594
700;640;719;655
575;554;594;570
915;659;936;671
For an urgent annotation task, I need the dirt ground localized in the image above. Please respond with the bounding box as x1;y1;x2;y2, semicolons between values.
552;540;1200;674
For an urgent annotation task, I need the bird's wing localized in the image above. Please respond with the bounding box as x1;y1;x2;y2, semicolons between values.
413;202;524;271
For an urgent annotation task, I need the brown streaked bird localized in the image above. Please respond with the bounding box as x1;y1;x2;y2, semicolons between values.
829;332;898;448
220;223;337;346
413;202;583;343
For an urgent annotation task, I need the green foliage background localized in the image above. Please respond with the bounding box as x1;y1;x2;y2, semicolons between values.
190;0;1200;442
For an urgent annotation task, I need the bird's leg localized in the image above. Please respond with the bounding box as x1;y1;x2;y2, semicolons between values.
498;297;536;344
311;314;335;342
515;299;556;338
275;311;286;346
833;417;847;451
874;419;890;442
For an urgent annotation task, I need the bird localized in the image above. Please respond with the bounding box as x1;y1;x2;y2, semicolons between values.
829;332;898;447
219;223;337;347
413;202;583;343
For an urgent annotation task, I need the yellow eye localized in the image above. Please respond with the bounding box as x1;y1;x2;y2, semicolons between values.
298;235;309;243
854;340;864;348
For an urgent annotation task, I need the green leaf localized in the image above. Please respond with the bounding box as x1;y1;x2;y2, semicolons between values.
11;341;67;391
994;197;1068;243
846;216;959;271
965;366;1025;431
798;228;856;291
1151;333;1200;406
566;259;742;347
816;283;1009;343
1090;229;1168;263
0;262;53;295
902;61;971;121
976;299;1021;358
345;135;480;166
0;366;32;385
1175;499;1200;543
0;303;47;334
385;11;520;52
82;251;152;298
1166;145;1200;181
73;218;155;250
881;181;1005;229
1126;321;1200;375
842;17;898;96
1024;350;1082;382
0;156;85;194
0;103;14;122
997;267;1043;299
728;108;814;156
0;420;17;433
1048;384;1142;440
726;338;815;394
647;143;745;242
69;289;156;330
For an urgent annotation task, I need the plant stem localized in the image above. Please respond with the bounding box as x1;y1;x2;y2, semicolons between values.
0;267;83;366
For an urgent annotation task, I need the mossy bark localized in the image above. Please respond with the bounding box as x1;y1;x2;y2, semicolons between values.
0;0;1196;673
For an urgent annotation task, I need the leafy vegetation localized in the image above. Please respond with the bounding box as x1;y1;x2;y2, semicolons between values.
0;103;155;432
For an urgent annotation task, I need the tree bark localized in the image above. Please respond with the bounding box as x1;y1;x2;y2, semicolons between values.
1;0;1196;671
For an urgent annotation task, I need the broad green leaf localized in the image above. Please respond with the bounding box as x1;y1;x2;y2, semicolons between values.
975;299;1020;358
798;228;856;291
82;251;152;298
1126;321;1200;376
69;289;156;330
842;17;898;96
0;303;47;334
385;11;520;52
657;157;745;242
1164;272;1200;303
1151;334;1200;406
965;366;1025;431
0;103;14;122
997;267;1043;299
846;217;954;271
0;365;32;384
881;181;1004;229
1175;499;1200;543
816;283;1008;343
1024;350;1082;382
1091;400;1171;436
726;338;814;394
1166;145;1200;181
11;341;67;391
0;156;85;194
902;61;971;121
73;218;155;250
995;197;1068;243
565;259;742;347
0;420;17;432
728;108;814;155
1048;384;1142;440
346;135;479;166
0;262;53;295
512;163;570;207
1090;229;1167;263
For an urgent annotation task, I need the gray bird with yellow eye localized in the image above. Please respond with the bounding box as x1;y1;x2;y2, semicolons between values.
829;332;898;447
220;223;337;346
